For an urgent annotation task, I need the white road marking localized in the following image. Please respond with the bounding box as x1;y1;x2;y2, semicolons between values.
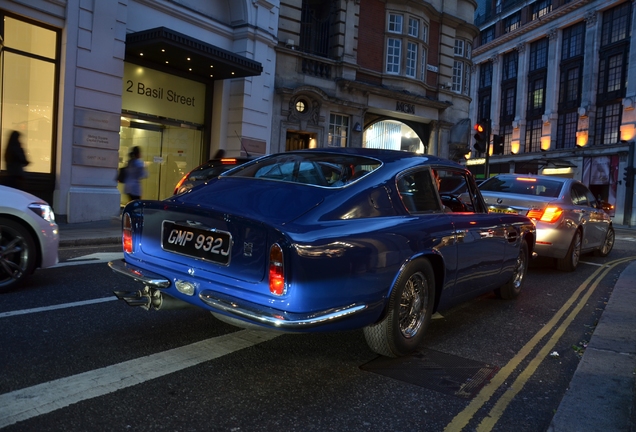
53;252;123;268
0;330;280;428
0;297;118;319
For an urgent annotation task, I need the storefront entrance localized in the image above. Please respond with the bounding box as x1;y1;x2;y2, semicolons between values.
118;119;202;205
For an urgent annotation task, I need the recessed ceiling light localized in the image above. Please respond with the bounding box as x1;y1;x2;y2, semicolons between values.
188;68;192;71
187;57;191;61
165;61;169;64
161;49;165;52
140;53;144;56
231;72;235;75
210;65;213;68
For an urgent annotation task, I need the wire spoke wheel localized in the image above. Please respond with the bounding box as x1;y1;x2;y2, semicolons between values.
398;272;428;339
363;259;435;357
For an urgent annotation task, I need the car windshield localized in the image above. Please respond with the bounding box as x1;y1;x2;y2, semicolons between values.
480;176;563;197
225;153;382;187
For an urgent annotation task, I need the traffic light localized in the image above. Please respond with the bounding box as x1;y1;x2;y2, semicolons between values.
473;120;488;153
493;135;504;155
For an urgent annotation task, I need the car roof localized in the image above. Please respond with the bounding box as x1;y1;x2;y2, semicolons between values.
284;147;466;170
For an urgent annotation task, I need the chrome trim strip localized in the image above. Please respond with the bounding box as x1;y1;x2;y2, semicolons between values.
199;290;368;329
108;259;171;288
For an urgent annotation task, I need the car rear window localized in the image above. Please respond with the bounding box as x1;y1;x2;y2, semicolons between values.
480;176;563;197
225;153;382;187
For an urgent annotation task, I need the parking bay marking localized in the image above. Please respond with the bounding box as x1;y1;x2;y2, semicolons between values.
445;256;636;432
0;297;118;319
0;330;280;428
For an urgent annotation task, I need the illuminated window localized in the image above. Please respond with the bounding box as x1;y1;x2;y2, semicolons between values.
0;16;58;174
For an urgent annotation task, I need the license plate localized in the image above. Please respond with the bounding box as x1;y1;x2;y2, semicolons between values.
489;207;518;214
162;221;232;265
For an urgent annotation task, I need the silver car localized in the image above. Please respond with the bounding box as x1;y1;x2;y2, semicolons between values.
0;185;59;292
479;174;614;271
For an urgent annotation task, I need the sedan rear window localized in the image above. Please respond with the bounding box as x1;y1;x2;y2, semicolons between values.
225;153;382;187
480;177;563;197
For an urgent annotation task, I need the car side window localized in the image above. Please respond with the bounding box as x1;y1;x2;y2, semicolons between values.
435;168;478;213
571;184;591;207
397;169;442;213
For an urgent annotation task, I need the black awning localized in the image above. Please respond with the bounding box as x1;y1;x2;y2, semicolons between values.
125;27;263;81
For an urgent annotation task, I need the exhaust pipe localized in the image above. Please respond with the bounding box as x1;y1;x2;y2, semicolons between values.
113;287;193;311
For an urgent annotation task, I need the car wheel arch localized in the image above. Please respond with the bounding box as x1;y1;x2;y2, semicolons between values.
381;253;444;321
0;214;42;268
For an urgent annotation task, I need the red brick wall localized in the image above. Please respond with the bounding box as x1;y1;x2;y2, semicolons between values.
357;0;385;72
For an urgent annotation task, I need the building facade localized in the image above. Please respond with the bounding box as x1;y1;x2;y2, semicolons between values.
0;0;277;222
0;0;480;223
470;0;636;226
273;0;478;161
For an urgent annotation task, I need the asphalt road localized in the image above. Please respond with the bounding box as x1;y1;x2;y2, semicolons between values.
1;234;635;432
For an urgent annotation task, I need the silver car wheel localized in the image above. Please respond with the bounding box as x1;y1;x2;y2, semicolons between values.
363;259;435;357
399;272;428;339
0;218;35;292
557;230;582;272
595;226;615;257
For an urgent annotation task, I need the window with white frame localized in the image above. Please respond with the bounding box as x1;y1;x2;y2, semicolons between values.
408;18;419;37
386;38;401;74
328;113;350;147
454;40;464;57
452;38;471;95
388;13;403;33
452;61;464;92
406;42;417;77
385;13;428;80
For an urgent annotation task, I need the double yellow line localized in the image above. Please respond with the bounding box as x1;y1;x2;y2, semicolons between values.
445;256;636;432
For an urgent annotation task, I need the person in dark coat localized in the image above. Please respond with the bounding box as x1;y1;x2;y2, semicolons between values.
2;131;29;190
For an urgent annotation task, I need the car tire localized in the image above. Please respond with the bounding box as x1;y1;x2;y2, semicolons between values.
593;226;615;257
495;239;528;299
363;258;435;357
556;229;582;272
0;217;37;293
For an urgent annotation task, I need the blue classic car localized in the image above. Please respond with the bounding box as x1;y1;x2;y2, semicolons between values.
109;148;535;357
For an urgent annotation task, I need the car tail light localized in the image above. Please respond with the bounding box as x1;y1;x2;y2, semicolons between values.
220;158;237;164
527;206;563;223
123;212;133;253
269;244;285;296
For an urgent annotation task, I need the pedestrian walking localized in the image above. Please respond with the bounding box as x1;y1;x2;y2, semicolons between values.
1;130;29;191
123;146;147;202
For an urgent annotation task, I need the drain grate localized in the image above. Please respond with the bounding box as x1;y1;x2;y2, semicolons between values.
360;348;499;399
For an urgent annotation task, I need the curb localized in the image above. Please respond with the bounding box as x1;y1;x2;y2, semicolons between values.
59;237;121;248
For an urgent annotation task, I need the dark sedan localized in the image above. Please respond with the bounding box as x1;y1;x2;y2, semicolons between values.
110;148;535;357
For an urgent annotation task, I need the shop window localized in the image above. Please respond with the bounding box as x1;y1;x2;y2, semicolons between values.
0;16;58;175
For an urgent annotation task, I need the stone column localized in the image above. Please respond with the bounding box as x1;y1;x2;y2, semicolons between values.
579;11;600;145
543;28;560;150
515;42;528;152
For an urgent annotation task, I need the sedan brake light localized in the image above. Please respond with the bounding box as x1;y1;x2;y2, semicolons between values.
269;244;285;296
527;206;563;223
123;212;133;253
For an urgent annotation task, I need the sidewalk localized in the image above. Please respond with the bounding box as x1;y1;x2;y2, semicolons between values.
57;216;122;247
58;220;636;430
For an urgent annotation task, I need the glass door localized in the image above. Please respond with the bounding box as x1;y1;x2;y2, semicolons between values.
119;119;203;206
